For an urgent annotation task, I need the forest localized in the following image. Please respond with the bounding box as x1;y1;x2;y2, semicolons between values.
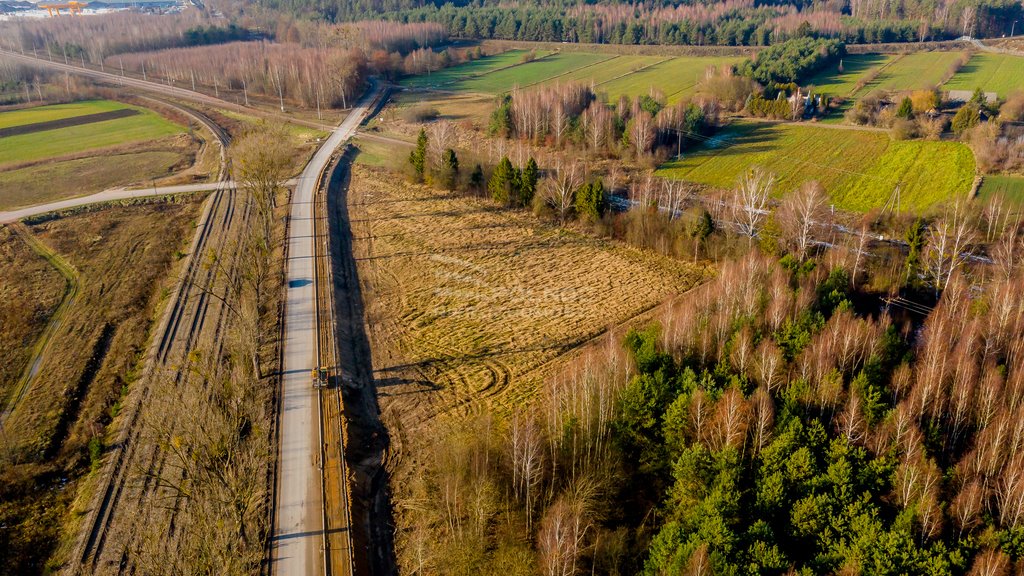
254;0;1022;45
392;147;1024;572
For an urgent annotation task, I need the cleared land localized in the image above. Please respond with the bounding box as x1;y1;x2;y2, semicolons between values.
658;120;976;212
0;200;201;576
945;53;1024;97
861;51;966;92
401;49;740;103
804;54;895;96
978;174;1024;204
345;161;706;442
0;103;183;165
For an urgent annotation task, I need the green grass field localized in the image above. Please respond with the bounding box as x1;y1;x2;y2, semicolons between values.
944;53;1024;98
657;121;975;212
400;50;547;89
538;54;666;88
454;52;613;93
0;100;128;130
0;101;183;165
0;151;184;210
862;51;966;93
598;55;743;103
804;54;895;96
978;174;1024;205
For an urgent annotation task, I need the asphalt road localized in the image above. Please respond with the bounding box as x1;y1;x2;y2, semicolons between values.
0;180;301;224
272;82;382;576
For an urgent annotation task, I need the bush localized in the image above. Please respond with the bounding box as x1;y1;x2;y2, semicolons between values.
890;118;917;140
910;89;939;114
952;104;981;136
1001;91;1024;122
401;105;440;123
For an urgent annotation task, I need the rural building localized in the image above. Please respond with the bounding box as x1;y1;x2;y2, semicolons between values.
947;89;998;104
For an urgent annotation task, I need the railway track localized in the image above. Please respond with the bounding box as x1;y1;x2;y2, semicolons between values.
67;102;246;575
315;154;357;576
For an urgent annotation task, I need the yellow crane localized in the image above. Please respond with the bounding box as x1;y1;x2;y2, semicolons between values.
38;1;88;16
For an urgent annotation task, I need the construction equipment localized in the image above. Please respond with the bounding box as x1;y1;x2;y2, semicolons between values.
311;367;329;389
38;1;88;16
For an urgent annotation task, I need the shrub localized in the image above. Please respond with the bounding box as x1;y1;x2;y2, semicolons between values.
890;118;917;140
401;105;440;123
951;104;981;136
1000;91;1024;122
910;89;939;114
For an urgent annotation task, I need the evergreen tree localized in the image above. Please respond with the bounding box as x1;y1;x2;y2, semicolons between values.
518;157;539;207
896;96;913;119
575;179;607;221
438;148;459;190
469;164;484;194
488;156;515;204
489;94;513;137
409;128;428;182
951;103;981;135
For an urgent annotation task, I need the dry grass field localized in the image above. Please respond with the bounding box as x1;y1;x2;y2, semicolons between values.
0;199;202;575
0;226;64;404
343;164;708;509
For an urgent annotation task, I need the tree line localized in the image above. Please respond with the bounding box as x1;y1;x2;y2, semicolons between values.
108;41;367;109
488;83;716;161
255;0;1020;45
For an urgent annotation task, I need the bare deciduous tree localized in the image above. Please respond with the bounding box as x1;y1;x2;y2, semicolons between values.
731;167;774;239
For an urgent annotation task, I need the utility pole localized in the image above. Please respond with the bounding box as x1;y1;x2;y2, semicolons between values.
315;84;321;121
1012;20;1018;37
142;61;147;82
191;70;196;92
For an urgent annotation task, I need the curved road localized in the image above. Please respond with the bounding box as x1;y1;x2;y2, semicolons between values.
273;81;383;576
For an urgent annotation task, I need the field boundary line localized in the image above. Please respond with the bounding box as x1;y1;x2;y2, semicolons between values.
593;57;672;90
421;49;559;89
851;53;904;97
513;53;619;91
539;54;626;87
0;223;80;426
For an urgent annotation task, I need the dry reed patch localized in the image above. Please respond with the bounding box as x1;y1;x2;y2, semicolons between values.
348;164;707;433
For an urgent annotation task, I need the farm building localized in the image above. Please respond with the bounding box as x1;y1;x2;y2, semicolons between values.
947;89;998;104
